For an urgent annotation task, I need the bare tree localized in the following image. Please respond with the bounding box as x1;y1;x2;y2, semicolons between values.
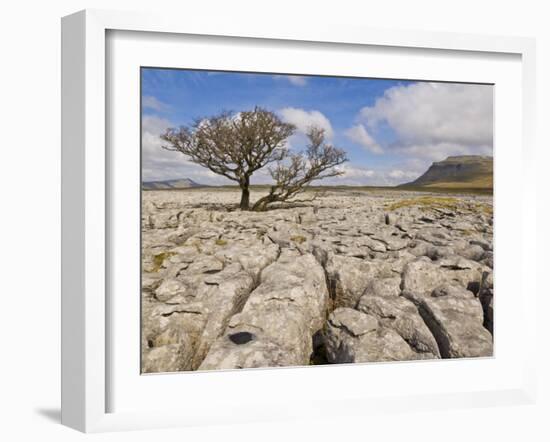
160;107;295;210
160;108;347;211
251;127;347;211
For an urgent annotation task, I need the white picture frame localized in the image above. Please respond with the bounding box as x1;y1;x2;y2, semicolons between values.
61;9;537;433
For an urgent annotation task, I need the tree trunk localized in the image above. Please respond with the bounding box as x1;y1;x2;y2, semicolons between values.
239;177;250;210
252;192;276;211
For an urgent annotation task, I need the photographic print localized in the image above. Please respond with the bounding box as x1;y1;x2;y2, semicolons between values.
141;68;494;373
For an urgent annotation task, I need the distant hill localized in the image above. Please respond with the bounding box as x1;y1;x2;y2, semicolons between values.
401;155;493;190
142;178;205;190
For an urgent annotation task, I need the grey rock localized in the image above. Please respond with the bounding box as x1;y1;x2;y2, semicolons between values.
186;255;224;274
199;251;329;370
414;285;493;358
415;228;451;246
371;232;410;251
470;238;492;251
154;278;188;302
149;211;185;229
325;254;391;308
199;336;303;370
142;188;494;371
325;308;415;363
142;344;193;373
402;257;482;302
361;277;402;298
142;274;162;294
457;244;486;261
328;306;379;336
356;295;440;358
478;271;494;334
214;239;280;278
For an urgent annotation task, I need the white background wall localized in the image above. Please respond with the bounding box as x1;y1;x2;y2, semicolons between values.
0;1;547;440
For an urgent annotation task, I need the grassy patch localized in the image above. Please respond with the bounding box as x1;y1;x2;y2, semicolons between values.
290;235;307;244
215;238;228;246
473;202;493;216
422;175;493;190
152;251;177;272
385;196;493;220
385;196;460;212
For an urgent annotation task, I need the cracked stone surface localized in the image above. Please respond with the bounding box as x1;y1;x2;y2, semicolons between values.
199;249;329;370
410;285;493;358
356;293;441;358
324;308;416;363
141;188;493;372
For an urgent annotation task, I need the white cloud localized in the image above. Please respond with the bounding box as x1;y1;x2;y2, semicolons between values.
319;163;422;186
359;82;493;160
392;141;493;162
273;75;308;86
337;164;375;179
388;170;406;179
344;124;383;154
287;76;307;86
142;96;171;113
279;107;334;138
388;169;418;180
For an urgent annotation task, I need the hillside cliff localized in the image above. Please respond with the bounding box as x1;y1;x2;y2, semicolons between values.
402;155;493;189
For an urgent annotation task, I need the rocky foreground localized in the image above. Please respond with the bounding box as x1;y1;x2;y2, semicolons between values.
141;188;494;373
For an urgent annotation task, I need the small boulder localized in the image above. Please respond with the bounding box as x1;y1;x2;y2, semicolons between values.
324;308;415;363
414;284;493;358
357;295;440;358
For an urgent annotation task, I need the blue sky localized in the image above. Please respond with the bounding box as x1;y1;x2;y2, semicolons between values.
141;68;493;186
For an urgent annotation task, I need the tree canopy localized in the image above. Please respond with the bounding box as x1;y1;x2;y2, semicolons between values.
160;107;347;210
